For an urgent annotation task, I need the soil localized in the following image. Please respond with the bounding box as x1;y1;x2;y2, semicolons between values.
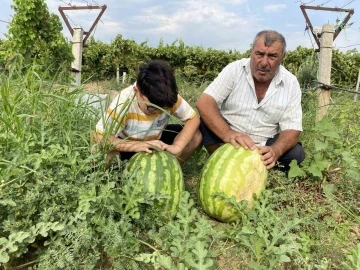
82;81;119;101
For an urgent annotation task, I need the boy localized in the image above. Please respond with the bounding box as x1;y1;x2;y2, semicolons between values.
95;59;202;164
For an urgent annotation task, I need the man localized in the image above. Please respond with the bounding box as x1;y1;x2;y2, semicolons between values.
95;59;202;165
196;30;305;171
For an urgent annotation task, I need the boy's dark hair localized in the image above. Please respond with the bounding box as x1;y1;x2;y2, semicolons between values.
136;59;178;108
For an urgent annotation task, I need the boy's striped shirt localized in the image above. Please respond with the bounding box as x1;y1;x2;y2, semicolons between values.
96;85;196;140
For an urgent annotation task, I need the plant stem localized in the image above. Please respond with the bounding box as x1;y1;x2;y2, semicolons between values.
138;239;159;251
13;259;40;269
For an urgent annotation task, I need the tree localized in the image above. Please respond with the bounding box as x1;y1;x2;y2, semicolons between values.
82;37;112;80
6;0;73;72
108;34;143;81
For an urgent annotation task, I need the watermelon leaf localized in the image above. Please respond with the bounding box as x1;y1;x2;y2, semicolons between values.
185;241;215;269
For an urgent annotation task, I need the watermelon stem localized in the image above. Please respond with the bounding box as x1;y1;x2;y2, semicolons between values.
138;239;158;252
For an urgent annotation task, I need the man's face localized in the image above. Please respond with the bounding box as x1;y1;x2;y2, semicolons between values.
250;37;284;83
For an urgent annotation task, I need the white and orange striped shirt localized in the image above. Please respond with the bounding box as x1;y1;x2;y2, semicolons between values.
204;58;303;146
96;85;197;140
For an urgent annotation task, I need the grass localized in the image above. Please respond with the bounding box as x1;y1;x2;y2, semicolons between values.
0;65;359;269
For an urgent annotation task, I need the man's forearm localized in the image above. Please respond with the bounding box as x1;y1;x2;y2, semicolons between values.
196;94;232;140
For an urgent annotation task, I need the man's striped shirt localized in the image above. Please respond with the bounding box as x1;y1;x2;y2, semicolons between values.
204;58;303;146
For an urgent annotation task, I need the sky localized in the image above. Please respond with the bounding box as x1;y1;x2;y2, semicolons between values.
0;0;359;53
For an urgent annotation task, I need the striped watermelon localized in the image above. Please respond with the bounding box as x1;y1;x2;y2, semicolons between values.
199;143;268;223
124;151;184;221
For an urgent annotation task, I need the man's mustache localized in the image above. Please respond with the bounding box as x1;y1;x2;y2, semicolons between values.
256;67;271;72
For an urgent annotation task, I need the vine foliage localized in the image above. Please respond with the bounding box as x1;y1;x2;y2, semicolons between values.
3;0;73;73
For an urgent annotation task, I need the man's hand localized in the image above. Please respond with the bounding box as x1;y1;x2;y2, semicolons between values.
257;145;281;169
222;130;256;150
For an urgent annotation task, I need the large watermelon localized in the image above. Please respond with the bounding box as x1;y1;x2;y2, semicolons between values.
124;151;184;222
199;143;268;223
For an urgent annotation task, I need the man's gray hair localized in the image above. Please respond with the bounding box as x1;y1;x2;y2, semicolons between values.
252;30;286;55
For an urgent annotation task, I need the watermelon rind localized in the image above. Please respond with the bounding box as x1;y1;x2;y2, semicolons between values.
199;143;268;223
125;151;184;222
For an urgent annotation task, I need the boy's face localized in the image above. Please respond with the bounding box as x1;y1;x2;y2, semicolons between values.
134;85;159;115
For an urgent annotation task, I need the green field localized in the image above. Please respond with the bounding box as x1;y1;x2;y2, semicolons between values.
1;65;359;269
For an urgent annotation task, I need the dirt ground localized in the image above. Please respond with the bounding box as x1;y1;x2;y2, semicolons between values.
82;81;119;101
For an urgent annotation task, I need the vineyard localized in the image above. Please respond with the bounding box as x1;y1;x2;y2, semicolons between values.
1;0;360;269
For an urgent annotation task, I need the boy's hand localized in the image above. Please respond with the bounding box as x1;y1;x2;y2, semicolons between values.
134;140;166;153
164;144;183;156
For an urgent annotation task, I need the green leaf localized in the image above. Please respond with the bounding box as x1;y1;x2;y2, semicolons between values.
0;199;16;206
0;238;7;245
311;117;340;138
323;131;340;139
322;183;337;197
288;160;306;178
240;226;255;234
340;151;358;167
345;168;360;180
314;139;328;152
313;153;329;170
135;253;155;263
312;116;333;132
185;241;214;269
308;164;323;178
0;251;10;264
157;254;175;269
9;231;30;244
279;254;291;262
